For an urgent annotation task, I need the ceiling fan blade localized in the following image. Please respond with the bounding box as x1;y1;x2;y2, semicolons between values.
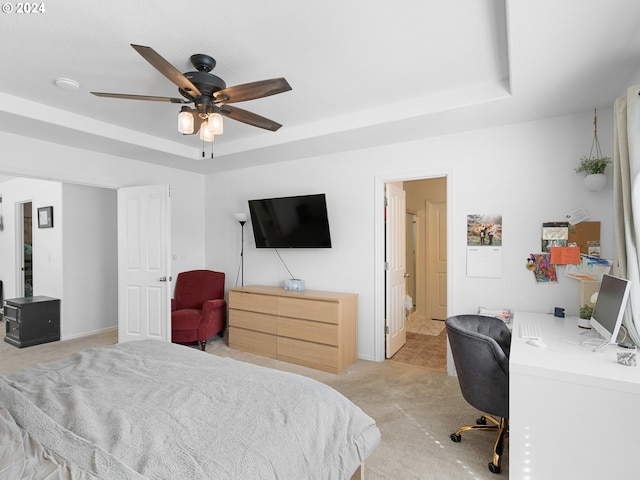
219;105;283;131
91;92;191;103
130;44;202;98
215;78;291;103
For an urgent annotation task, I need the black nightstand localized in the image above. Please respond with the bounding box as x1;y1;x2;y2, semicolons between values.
4;296;60;348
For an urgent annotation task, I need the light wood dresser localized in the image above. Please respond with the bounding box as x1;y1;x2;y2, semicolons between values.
228;285;358;373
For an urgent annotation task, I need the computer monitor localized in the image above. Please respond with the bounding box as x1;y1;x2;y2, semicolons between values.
590;274;632;345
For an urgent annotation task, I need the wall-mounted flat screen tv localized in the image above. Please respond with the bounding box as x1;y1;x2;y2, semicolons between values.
248;193;332;248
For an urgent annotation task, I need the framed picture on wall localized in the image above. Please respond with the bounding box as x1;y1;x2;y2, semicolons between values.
38;206;53;228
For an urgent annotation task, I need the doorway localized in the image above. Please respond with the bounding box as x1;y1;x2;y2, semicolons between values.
389;177;447;368
18;201;33;297
375;172;451;371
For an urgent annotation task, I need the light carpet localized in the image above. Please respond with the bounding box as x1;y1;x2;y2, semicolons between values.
406;316;446;336
0;324;508;479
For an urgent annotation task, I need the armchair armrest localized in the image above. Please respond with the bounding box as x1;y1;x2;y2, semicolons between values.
202;299;226;315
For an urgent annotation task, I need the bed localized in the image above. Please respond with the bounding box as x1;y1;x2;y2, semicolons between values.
0;339;380;479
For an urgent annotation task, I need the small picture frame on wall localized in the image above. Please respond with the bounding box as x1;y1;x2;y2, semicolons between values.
38;206;53;228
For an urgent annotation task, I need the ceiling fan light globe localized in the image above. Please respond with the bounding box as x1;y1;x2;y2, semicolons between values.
178;111;194;134
199;123;215;142
208;113;224;135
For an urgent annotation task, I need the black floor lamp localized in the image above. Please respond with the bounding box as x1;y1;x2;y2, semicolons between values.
234;213;248;286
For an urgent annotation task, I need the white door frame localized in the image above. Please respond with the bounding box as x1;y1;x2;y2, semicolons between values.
373;169;454;374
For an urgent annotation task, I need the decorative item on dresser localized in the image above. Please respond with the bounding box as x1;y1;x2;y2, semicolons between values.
228;285;358;373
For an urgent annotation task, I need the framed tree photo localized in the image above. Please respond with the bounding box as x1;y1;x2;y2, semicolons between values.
38;206;53;228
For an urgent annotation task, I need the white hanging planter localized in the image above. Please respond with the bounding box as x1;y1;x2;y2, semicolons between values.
576;110;611;192
584;173;606;191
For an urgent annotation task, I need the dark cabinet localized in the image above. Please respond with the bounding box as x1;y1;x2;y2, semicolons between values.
4;296;60;348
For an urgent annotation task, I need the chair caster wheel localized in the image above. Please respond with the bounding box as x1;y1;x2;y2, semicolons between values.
450;433;461;442
488;462;501;474
476;416;487;425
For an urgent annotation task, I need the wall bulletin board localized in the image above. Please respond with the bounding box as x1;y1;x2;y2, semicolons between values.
568;221;601;256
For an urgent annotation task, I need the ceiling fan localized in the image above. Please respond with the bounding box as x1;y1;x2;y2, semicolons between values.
91;44;292;141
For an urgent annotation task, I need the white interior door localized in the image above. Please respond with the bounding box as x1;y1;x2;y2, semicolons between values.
385;183;407;358
117;185;171;343
428;200;447;320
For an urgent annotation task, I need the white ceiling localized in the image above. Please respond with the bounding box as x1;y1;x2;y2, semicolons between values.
1;0;639;174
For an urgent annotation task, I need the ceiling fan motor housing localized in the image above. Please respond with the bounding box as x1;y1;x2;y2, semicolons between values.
181;71;227;101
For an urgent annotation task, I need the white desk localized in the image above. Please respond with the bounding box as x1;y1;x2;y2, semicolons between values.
510;311;640;479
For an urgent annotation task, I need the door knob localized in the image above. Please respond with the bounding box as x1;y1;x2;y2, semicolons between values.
404;273;410;278
159;276;167;282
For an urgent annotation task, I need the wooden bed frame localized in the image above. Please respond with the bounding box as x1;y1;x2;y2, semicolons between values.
351;464;364;479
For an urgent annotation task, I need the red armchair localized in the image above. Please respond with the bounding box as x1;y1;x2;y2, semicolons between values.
171;270;226;351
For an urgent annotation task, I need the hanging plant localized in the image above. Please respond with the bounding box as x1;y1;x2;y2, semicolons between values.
575;109;611;191
575;155;611;175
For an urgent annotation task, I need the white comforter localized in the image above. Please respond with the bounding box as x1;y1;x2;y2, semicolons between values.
0;340;380;480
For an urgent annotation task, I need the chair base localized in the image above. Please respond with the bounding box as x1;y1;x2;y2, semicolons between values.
450;415;508;474
173;329;224;352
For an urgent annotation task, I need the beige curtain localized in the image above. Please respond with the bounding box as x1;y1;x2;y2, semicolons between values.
613;84;640;345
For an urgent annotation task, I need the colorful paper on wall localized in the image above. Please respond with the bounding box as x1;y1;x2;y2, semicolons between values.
529;253;557;283
565;254;612;281
549;246;581;265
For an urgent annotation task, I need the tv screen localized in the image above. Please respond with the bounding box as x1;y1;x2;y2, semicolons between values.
248;194;332;248
590;274;632;345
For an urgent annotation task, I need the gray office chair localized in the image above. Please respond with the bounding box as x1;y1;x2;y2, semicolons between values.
445;314;511;474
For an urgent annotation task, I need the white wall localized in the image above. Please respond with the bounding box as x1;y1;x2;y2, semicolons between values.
0;178;63;300
0;130;207;291
205;108;615;362
62;183;118;339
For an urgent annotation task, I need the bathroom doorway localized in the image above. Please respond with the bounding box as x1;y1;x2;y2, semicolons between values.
19;201;33;297
388;177;448;370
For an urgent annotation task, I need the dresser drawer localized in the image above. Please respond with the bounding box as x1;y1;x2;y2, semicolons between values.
3;305;20;322
277;337;339;372
277;317;339;346
229;327;277;359
278;297;339;323
5;320;20;339
229;291;278;315
229;309;277;334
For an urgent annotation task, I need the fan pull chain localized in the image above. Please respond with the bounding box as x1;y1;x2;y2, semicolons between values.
201;140;214;159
